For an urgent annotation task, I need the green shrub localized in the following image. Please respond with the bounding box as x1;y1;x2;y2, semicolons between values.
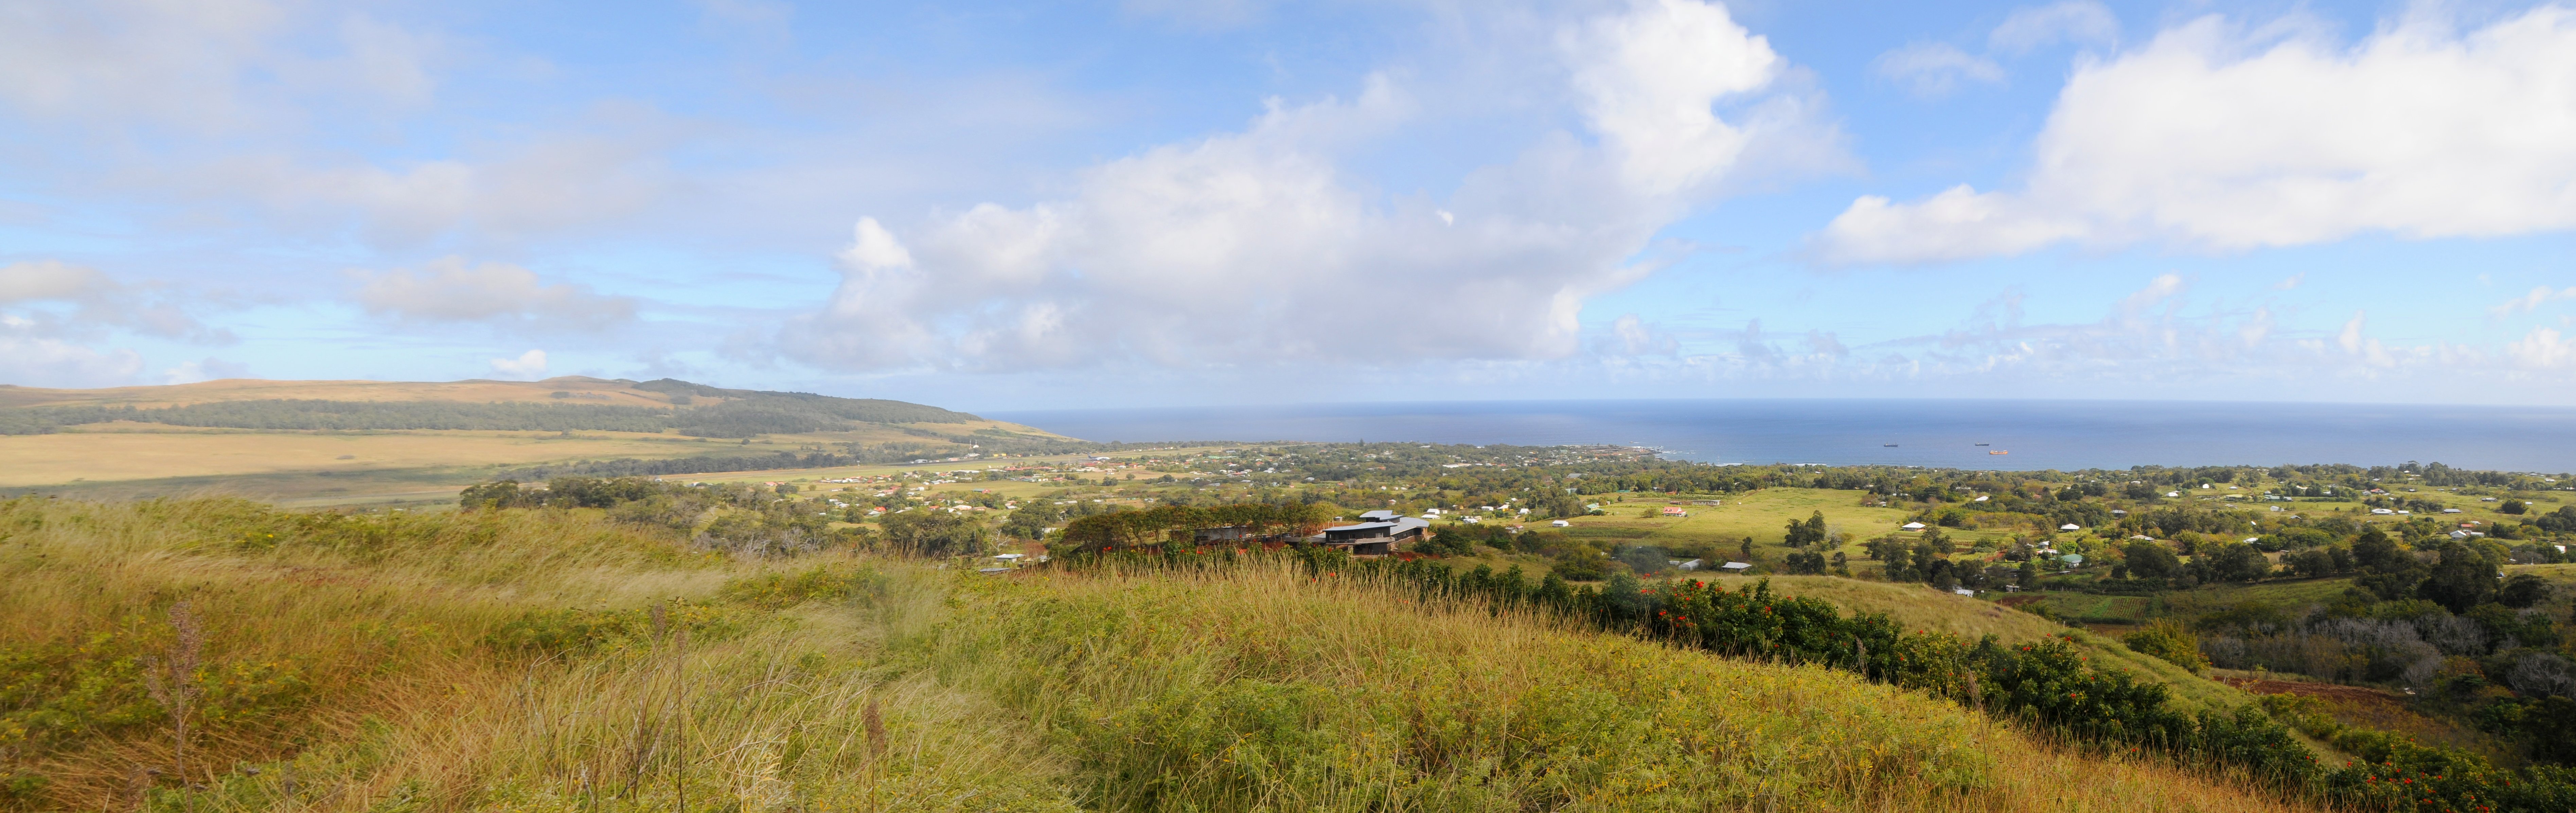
2121;621;2210;675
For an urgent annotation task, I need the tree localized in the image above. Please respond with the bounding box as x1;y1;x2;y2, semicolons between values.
2351;526;2427;600
881;511;989;557
2201;541;2270;582
2287;549;2336;579
2418;540;2500;613
1738;536;1754;561
2019;556;2041;588
1784;511;1827;547
2502;499;2529;515
2499;573;2553;608
2124;541;2182;580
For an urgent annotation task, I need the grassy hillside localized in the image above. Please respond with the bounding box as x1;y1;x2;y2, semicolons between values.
0;498;2314;812
0;376;1078;506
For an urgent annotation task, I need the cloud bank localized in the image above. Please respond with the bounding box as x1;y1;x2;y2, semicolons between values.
1819;5;2576;264
354;258;636;330
786;0;1823;372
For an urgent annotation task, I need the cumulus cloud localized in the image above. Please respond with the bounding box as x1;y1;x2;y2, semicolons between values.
1873;42;2003;98
354;257;636;330
1817;6;2576;264
1988;1;2121;55
786;0;1818;372
2508;327;2576;369
489;349;547;379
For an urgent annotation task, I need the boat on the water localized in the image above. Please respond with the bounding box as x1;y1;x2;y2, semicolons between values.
1974;443;1989;446
1883;444;1898;447
1989;450;2009;455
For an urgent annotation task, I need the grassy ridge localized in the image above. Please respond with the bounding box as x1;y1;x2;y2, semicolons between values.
1;498;2311;811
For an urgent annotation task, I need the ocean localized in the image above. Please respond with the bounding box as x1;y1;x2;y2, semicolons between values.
986;399;2576;473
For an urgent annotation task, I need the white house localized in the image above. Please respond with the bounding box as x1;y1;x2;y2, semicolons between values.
1720;561;1753;573
1550;519;1570;528
1901;522;1927;531
2059;523;2081;531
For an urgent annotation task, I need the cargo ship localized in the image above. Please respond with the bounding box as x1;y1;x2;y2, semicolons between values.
1988;449;2009;455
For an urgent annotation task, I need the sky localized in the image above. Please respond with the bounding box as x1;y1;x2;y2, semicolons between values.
3;0;2574;410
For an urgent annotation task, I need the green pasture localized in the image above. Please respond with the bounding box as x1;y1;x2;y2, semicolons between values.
1564;488;1916;553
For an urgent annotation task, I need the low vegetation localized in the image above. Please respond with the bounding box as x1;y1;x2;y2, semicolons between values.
7;497;2336;812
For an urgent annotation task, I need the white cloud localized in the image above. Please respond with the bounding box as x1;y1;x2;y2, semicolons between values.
2507;327;2576;369
1872;42;2004;98
1818;6;2576;264
1564;0;1783;195
489;349;548;379
2491;286;2576;317
1988;1;2121;55
786;0;1821;372
354;257;636;330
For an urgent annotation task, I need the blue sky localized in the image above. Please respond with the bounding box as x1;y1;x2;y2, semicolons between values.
3;0;2574;410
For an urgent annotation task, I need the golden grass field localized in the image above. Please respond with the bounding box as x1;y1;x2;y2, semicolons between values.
0;427;717;487
0;377;1076;505
0;497;2319;813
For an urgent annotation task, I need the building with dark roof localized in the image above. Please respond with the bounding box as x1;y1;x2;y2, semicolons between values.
1318;514;1430;556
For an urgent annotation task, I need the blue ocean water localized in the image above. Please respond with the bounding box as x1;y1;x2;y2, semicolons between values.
987;400;2576;473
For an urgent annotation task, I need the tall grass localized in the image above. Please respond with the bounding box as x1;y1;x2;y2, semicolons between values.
2;499;2316;811
920;562;2314;812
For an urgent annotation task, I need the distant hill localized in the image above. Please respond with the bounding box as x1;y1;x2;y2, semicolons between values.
0;376;989;438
